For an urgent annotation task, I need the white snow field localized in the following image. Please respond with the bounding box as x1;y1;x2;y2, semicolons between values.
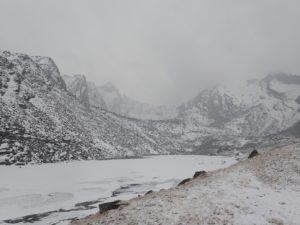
0;155;236;225
72;143;300;225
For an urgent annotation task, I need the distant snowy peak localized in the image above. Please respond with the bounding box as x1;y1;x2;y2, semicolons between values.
100;82;119;93
63;75;177;120
62;74;90;108
96;82;122;111
98;83;178;120
86;82;107;110
262;73;300;99
118;94;178;120
179;73;300;136
62;74;107;109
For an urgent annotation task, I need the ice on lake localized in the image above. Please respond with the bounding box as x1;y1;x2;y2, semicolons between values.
0;155;237;225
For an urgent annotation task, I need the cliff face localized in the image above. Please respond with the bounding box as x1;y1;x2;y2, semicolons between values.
63;74;92;108
63;75;178;120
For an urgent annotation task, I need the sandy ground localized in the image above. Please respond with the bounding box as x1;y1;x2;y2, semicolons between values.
72;142;300;225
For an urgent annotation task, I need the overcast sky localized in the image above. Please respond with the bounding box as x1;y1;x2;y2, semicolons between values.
1;0;300;105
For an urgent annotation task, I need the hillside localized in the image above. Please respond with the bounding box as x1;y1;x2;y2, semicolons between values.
72;142;300;225
62;75;178;120
0;51;182;165
179;74;300;136
1;50;300;165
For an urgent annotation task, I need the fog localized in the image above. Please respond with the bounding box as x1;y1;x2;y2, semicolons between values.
1;0;300;105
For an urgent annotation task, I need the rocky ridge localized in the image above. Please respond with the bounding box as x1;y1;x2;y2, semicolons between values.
62;75;178;120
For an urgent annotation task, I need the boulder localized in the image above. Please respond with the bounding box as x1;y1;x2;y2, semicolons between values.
193;171;207;178
248;149;259;159
145;190;153;195
98;201;128;214
178;178;191;186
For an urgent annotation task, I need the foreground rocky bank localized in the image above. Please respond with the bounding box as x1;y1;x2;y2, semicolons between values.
72;142;300;225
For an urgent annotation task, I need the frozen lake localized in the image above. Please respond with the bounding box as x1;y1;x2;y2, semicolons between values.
0;155;237;225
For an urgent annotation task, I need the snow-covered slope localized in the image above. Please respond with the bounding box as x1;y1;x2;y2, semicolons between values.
178;74;300;136
63;73;300;139
0;51;183;165
72;142;300;225
62;74;91;108
1;50;300;165
63;75;177;120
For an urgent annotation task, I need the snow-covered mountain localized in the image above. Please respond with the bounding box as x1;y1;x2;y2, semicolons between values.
1;50;300;165
96;82;178;120
168;74;300;154
62;74;177;120
63;73;300;134
62;74;91;108
178;74;300;136
0;51;183;165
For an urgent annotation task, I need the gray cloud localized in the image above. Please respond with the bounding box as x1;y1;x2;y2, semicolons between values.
1;0;300;105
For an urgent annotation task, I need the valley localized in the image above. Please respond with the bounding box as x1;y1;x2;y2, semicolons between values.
1;51;300;165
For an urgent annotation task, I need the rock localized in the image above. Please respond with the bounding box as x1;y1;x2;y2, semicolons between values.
267;218;284;225
0;143;9;149
0;160;11;165
145;190;153;195
178;178;191;186
18;103;27;109
99;201;121;213
193;171;207;178
98;201;128;214
248;149;259;159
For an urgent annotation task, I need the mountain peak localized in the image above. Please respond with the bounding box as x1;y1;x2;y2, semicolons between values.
100;82;118;93
263;73;300;85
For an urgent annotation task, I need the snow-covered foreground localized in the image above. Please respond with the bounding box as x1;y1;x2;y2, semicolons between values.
73;143;300;225
0;155;236;225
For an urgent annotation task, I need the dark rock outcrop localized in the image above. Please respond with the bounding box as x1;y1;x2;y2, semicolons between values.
98;201;128;214
178;178;191;186
193;171;207;178
145;190;153;195
248;149;259;159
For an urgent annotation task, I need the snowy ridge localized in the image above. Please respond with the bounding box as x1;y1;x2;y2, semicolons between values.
63;75;178;120
63;73;300;137
0;51;183;165
62;74;91;108
179;74;300;136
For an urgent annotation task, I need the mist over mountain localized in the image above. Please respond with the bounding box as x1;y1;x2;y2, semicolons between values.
62;75;178;120
1;50;299;166
2;1;300;225
2;0;300;106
